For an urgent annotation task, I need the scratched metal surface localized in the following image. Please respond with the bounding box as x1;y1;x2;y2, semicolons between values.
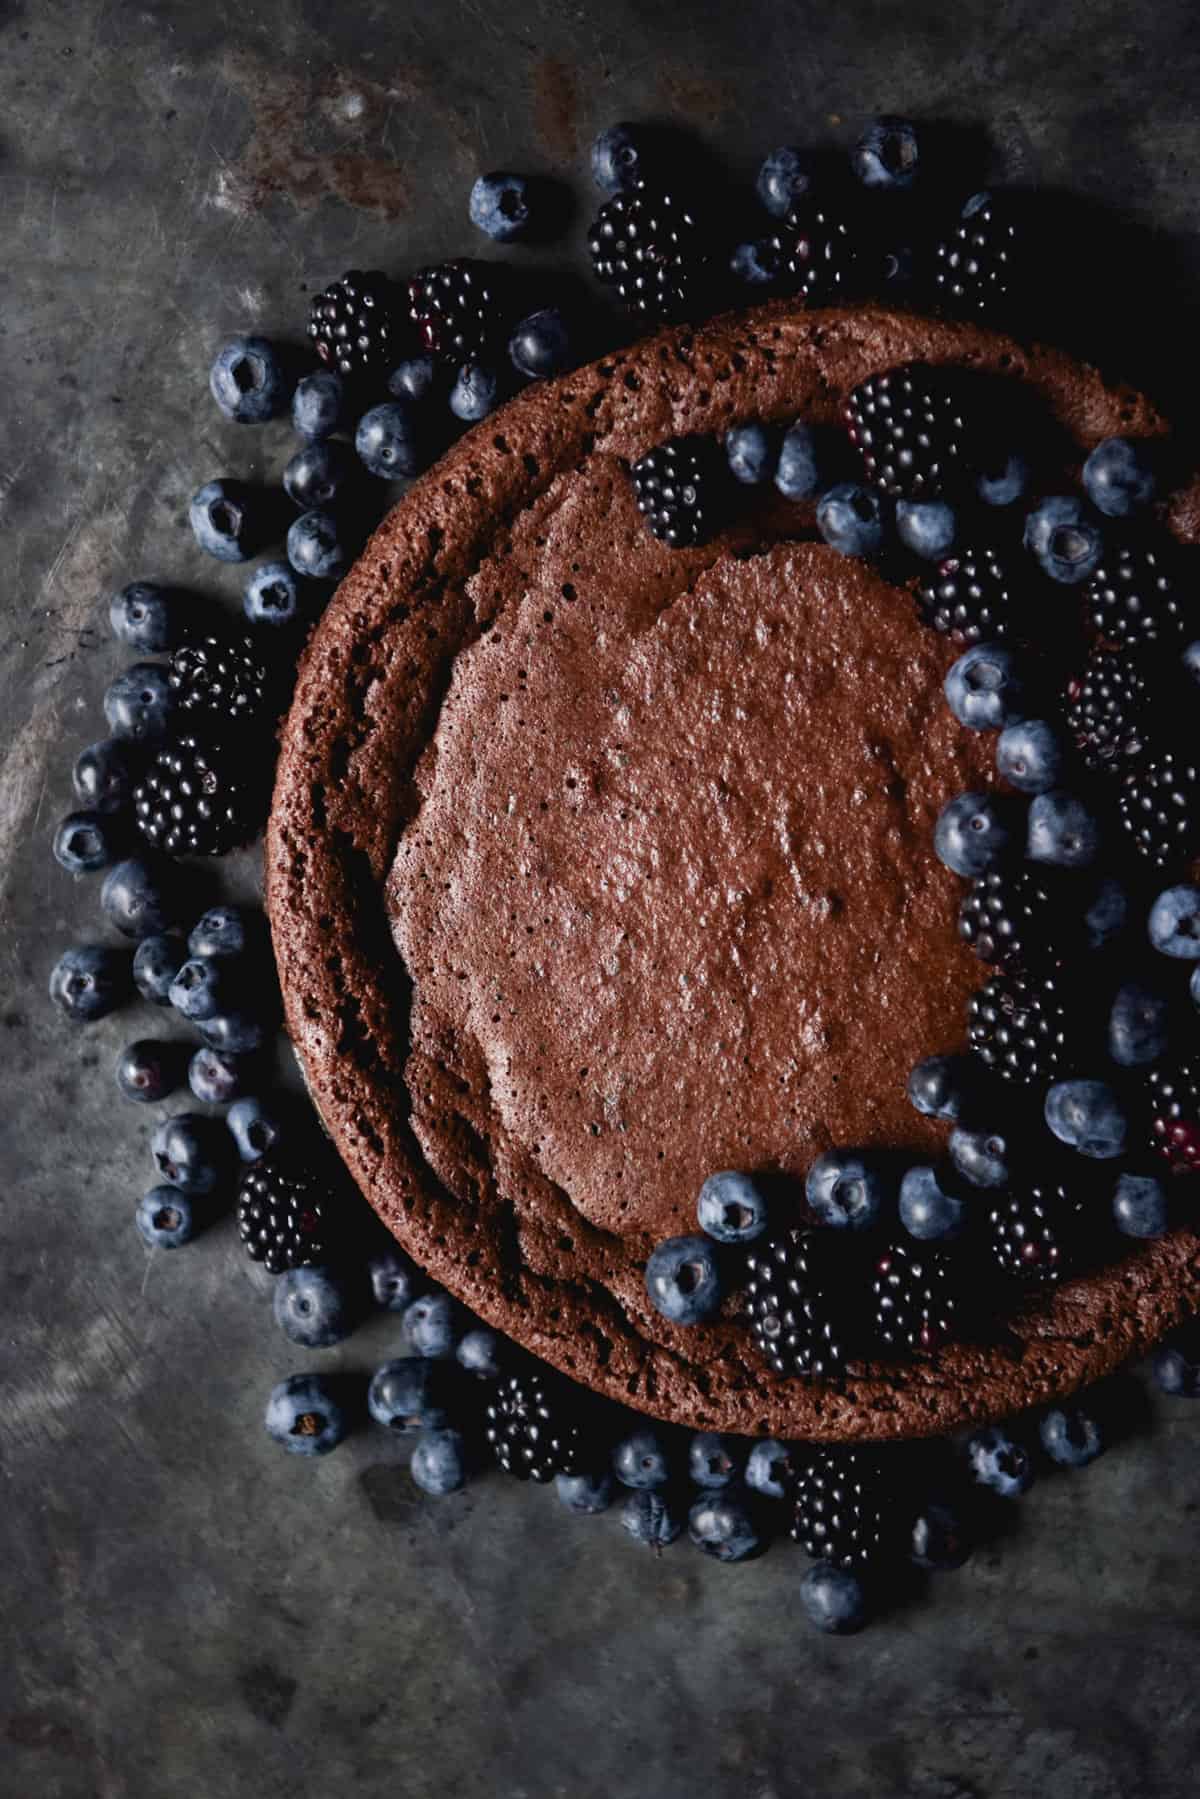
4;4;1200;1797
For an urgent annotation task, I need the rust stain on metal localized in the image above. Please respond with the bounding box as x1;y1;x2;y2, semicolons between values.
532;55;580;158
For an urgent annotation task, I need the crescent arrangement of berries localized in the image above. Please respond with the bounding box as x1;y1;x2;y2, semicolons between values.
44;112;1200;1640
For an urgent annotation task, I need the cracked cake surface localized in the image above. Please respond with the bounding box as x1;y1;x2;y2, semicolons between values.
267;299;1200;1439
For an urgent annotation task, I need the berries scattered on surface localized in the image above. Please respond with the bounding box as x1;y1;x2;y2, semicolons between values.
688;1491;761;1561
588;183;707;322
1087;542;1185;650
1026;788;1102;870
209;335;289;423
949;1121;1016;1190
116;1039;181;1105
614;1427;671;1490
916;545;1019;642
934;190;1018;318
1040;1404;1104;1468
244;560;303;630
968;964;1069;1086
745;1439;797;1500
169;634;271;734
933;790;1015;878
996;718;1065;794
189;906;253;959
696;1169;770;1244
49;943;131;1022
353;402;425;480
792;1447;890;1571
1044;1078;1128;1160
449;361;500;422
644;1232;724;1324
1082;436;1157;519
508;307;571;379
411;1428;467;1496
815;482;886;557
368;1357;451;1434
407;259;498;360
898;1164;966;1242
104;662;176;742
188;1044;247;1106
806;1149;888;1233
756;144;815;217
73;737;142;815
1065;648;1150;775
873;1242;958;1353
966;1424;1033;1496
987;1185;1074;1284
197;1011;266;1056
135;1186;197;1250
469;170;534;242
308;270;399;380
151;1112;227;1196
485;1369;587;1482
944;641;1027;732
958;868;1061;965
800;1562;868;1634
274;1265;353;1348
1118;752;1200;869
366;1243;419;1310
53;810;119;875
591;122;656;195
286;508;349;579
852;116;919;189
237;1155;336;1273
906;1053;978;1123
630;437;720;548
100;855;179;939
189;478;261;563
1146;1059;1200;1170
134;735;257;858
845;364;968;499
265;1373;347;1457
291;368;345;441
746;1229;854;1380
133;933;186;1006
1024;495;1103;585
109;582;186;654
404;1291;460;1359
283;440;354;511
688;1432;742;1490
456;1327;502;1381
620;1488;684;1550
777;201;857;305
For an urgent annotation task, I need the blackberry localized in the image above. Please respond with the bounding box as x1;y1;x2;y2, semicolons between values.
168;634;272;734
745;1229;855;1380
958;868;1062;966
484;1368;587;1482
132;735;258;857
308;270;400;380
1087;543;1187;650
630;436;720;548
407;259;499;360
933;191;1018;319
791;1447;892;1571
237;1157;337;1274
916;545;1019;642
1064;648;1151;776
845;364;969;498
587;183;707;323
988;1184;1080;1284
872;1242;958;1354
1146;1059;1200;1171
779;202;858;305
967;964;1070;1086
1118;752;1200;869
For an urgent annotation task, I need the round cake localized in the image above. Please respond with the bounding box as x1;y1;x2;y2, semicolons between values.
267;299;1200;1440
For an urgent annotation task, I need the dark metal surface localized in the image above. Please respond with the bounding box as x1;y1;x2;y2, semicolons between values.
4;4;1200;1795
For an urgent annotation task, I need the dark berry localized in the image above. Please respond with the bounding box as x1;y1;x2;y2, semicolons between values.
688;1432;743;1490
966;1425;1033;1495
133;933;186;1006
151;1112;227;1196
792;1447;891;1571
407;259;498;360
896;499;957;562
588;183;707;323
944;642;1028;731
366;1242;419;1310
949;1121;1016;1190
449;361;500;422
387;354;440;405
198;1012;266;1056
620;1489;684;1550
1149;883;1200;959
1146;1059;1200;1170
237;1156;337;1272
103;663;176;742
484;1369;587;1482
227;1095;285;1163
189;906;253;959
189;479;262;563
282;440;354;510
209;336;289;423
1119;753;1200;869
778;200;857;304
168;634;271;733
135;1186;197;1250
1087;543;1187;650
745;1440;798;1500
1154;1321;1200;1396
404;1291;460;1359
308;270;400;380
934;190;1018;318
591;123;657;195
933;791;1015;878
1039;1405;1104;1468
53;810;119;875
852;115;919;189
368;1358;451;1433
614;1427;671;1490
800;1563;867;1634
244;560;303;630
987;1185;1076;1284
1044;1078;1128;1159
265;1373;346;1457
73;737;141;814
556;1469;614;1513
116;1039;181;1105
109;583;187;654
49;943;131;1022
898;1165;966;1242
1026;789;1102;870
630;437;720;548
695;1170;770;1244
1064;648;1151;774
916;546;1019;642
873;1241;958;1354
412;1429;467;1495
968;964;1070;1086
100;856;179;938
188;1045;248;1105
725;421;778;486
688;1491;760;1562
845;364;969;499
977;449;1030;508
806;1149;889;1232
996;718;1066;794
1082;437;1157;519
286;509;349;579
906;1053;978;1123
815;483;886;557
291;368;345;440
1024;496;1103;585
910;1496;971;1570
957;868;1062;966
508;308;571;379
133;736;257;858
274;1265;354;1348
353;403;425;480
456;1328;502;1380
745;1229;855;1380
469;170;534;242
774;422;823;500
756;145;815;217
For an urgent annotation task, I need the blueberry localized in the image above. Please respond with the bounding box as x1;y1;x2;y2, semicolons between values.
591;122;653;195
775;423;823;501
800;1562;867;1635
619;1489;683;1549
286;509;347;581
1191;962;1200;1013
644;1234;723;1324
151;1112;226;1195
292;368;345;441
1154;1324;1200;1397
614;1427;671;1490
101;857;178;938
387;356;440;405
404;1291;459;1359
109;582;186;653
1044;1079;1127;1159
996;718;1065;795
1039;1405;1104;1468
169;956;227;1021
412;1427;467;1495
934;791;1015;877
1108;979;1171;1068
725;421;778;486
189;479;261;562
899;1164;966;1242
116;1039;181;1105
456;1327;502;1380
73;738;141;815
696;1170;769;1244
367;1357;450;1433
944;643;1027;731
806;1148;888;1232
274;1265;353;1348
1148;884;1200;958
53;810;119;874
1112;1169;1169;1239
283;441;354;510
209;335;289;424
1024;496;1103;585
907;1054;976;1123
509;309;571;380
816;483;886;557
265;1373;347;1457
227;1096;284;1163
354;402;424;479
244;559;304;630
949;1123;1014;1190
966;1425;1033;1497
756;145;815;217
133;934;187;1006
852;115;918;189
896;498;957;561
745;1439;796;1501
688;1491;760;1562
449;361;500;422
1026;789;1101;869
1183;640;1200;688
730;240;780;286
688;1432;742;1490
556;1469;614;1514
367;1243;419;1310
135;1186;197;1249
470;170;533;241
198;1012;267;1056
189;906;251;959
103;662;175;741
976;451;1029;508
188;1045;249;1105
910;1496;971;1570
1084;876;1129;951
49;944;131;1022
1082;436;1156;519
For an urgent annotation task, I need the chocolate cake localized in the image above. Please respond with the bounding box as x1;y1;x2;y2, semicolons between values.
267;299;1200;1441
